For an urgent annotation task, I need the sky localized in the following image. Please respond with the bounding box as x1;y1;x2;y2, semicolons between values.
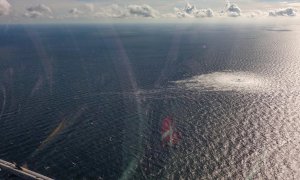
0;0;300;23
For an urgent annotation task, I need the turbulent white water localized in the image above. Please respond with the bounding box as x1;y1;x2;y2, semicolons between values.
175;71;270;92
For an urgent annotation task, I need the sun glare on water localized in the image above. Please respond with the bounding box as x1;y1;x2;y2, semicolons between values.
175;71;270;92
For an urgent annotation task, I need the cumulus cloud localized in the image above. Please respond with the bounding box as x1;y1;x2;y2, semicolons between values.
27;4;52;14
68;3;95;17
94;4;127;18
25;4;53;18
94;4;159;18
83;3;94;13
0;0;11;16
69;8;83;16
174;3;214;18
269;8;297;17
225;3;241;17
127;4;159;17
24;11;43;18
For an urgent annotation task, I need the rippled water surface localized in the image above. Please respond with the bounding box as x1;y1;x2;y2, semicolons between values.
1;23;300;179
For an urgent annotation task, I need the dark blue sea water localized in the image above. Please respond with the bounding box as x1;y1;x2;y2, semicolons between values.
1;23;300;179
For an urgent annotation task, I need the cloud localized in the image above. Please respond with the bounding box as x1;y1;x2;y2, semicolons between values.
127;4;159;17
0;0;11;16
83;3;95;13
225;3;242;17
69;8;83;16
94;4;127;18
194;9;214;18
24;11;44;18
25;4;53;18
174;3;214;18
27;4;52;14
17;2;300;21
94;4;159;18
269;7;297;16
285;2;300;8
245;10;267;18
68;3;95;18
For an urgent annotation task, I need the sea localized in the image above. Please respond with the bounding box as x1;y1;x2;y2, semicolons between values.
1;22;300;179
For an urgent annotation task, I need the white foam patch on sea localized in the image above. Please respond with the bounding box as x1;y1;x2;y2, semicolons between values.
175;71;270;92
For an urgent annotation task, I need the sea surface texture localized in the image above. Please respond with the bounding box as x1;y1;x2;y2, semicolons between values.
0;23;300;179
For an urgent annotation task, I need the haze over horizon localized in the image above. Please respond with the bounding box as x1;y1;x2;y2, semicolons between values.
1;0;300;23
